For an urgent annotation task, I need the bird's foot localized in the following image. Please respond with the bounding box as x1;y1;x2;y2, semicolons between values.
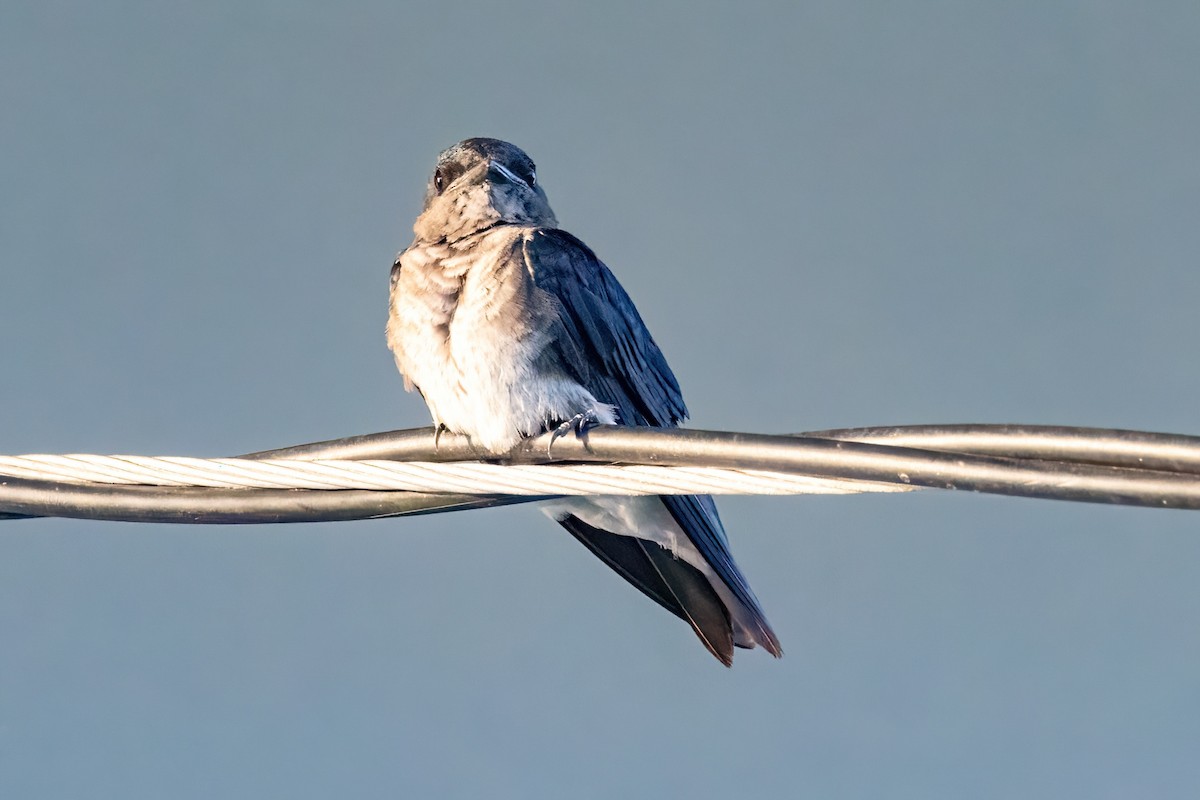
433;422;451;449
548;409;600;456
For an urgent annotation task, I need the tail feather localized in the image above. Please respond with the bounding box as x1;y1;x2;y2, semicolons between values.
558;513;735;665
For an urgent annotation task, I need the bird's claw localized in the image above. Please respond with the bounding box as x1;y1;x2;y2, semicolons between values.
434;423;450;449
547;409;600;456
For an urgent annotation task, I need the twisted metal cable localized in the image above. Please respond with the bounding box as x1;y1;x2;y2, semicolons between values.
3;424;1200;523
0;455;914;495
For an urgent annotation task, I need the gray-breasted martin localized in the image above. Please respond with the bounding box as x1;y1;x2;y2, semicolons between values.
388;138;780;665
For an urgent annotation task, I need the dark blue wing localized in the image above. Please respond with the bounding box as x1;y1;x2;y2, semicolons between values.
524;229;780;657
523;229;687;428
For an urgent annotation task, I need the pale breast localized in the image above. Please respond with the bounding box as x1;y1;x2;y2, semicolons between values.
388;226;606;452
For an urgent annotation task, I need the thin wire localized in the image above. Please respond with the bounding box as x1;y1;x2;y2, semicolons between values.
3;424;1200;523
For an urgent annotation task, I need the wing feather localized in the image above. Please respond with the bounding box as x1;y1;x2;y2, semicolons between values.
523;229;780;656
523;229;687;427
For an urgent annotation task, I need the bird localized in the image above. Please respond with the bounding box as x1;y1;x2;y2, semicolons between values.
387;138;781;665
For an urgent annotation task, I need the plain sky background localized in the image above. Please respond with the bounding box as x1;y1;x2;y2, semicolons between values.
2;2;1199;797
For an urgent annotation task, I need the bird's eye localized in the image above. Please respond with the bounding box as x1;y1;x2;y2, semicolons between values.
433;163;465;194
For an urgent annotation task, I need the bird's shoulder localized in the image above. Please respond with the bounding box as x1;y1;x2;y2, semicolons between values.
518;227;601;280
518;228;639;320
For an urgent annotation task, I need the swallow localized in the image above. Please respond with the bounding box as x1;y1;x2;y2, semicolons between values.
387;138;780;664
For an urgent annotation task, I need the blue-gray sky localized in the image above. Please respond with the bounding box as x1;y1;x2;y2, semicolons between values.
2;2;1199;797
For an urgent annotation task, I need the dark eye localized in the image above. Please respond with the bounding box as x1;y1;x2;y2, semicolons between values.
433;163;465;194
516;162;536;188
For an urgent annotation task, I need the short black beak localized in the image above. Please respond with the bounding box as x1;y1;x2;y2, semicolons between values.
487;160;527;188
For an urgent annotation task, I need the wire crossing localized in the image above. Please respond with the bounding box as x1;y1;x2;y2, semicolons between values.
3;424;1200;523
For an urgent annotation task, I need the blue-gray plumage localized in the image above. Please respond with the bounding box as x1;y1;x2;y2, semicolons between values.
387;138;781;665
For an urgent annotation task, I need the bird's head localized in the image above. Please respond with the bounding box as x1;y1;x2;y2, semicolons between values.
413;138;557;243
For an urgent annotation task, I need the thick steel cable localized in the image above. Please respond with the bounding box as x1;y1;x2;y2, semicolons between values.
803;424;1200;474
241;424;1200;474
3;424;1200;523
0;478;534;524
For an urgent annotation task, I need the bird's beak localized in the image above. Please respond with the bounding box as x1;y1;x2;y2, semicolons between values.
487;160;528;188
